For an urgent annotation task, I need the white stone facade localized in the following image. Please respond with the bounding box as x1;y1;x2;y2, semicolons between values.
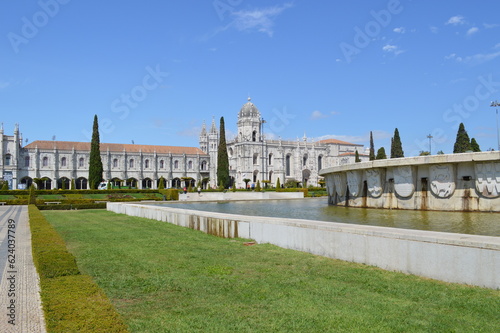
1;100;366;190
200;99;367;188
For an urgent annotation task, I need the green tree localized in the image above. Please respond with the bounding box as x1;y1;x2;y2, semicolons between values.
453;123;471;153
28;184;36;204
1;182;9;190
419;151;431;156
355;150;361;162
217;117;230;188
158;176;165;189
70;178;75;190
255;180;261;191
376;147;387;160
276;177;281;189
61;178;66;190
243;178;251;189
390;128;404;158
437;150;445;155
369;131;375;161
470;138;481;152
89;115;104;189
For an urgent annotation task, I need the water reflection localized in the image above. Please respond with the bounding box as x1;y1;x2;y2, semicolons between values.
157;198;499;237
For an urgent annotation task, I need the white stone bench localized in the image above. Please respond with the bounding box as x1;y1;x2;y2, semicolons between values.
45;201;61;205
0;202;6;205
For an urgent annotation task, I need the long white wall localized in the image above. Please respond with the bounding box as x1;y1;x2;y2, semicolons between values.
107;202;500;289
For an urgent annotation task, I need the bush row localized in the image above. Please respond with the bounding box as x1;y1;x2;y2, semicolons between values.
28;205;80;278
28;205;129;332
37;203;107;210
276;188;309;196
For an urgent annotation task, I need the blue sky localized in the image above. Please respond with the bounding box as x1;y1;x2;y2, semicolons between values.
1;0;500;155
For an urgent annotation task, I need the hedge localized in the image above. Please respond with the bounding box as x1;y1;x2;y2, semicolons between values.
28;205;80;278
41;275;129;333
37;203;107;210
28;205;129;332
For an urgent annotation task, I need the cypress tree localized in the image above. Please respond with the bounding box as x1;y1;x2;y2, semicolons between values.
453;123;471;153
470;138;481;152
355;150;361;162
369;131;375;161
70;178;75;190
88;115;103;189
276;177;281;189
217;117;230;188
256;180;261;191
390;128;404;158
376;147;387;160
28;184;36;204
158;176;165;189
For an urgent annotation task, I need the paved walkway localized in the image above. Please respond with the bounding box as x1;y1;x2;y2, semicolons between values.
0;206;46;333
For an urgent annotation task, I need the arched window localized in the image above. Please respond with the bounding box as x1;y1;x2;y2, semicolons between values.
286;154;291;176
174;160;179;169
201;160;207;171
318;155;323;170
159;160;164;169
145;159;150;168
24;156;30;167
78;157;84;167
129;159;134;168
113;158;118;168
61;157;67;167
303;154;308;167
188;160;193;170
5;154;11;166
253;153;258;165
43;156;49;167
252;130;257;142
268;153;273;165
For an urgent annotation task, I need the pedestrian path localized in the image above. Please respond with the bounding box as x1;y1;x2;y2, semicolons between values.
0;206;46;333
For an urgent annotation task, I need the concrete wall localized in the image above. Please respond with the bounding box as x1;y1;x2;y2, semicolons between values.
179;191;304;201
107;202;500;289
319;151;500;212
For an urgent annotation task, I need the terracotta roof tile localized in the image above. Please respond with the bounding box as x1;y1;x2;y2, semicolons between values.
317;138;361;146
24;141;207;155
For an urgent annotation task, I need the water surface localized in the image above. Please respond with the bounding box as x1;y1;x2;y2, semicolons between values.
152;198;499;237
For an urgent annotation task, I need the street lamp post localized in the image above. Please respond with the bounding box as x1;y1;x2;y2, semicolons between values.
490;101;500;151
427;134;433;155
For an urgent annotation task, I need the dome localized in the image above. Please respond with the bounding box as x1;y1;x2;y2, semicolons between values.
238;98;261;119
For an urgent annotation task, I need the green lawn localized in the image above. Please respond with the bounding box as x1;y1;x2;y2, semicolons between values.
43;210;500;333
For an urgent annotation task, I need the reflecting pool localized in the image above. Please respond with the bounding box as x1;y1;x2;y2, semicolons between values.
154;198;500;237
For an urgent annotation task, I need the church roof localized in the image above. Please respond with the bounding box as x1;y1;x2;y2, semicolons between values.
238;98;261;118
24;140;207;155
317;138;361;146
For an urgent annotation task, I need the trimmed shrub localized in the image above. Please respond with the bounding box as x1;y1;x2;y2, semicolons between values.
41;275;129;332
28;205;80;278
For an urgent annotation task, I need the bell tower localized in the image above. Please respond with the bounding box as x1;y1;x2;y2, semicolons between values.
237;98;262;142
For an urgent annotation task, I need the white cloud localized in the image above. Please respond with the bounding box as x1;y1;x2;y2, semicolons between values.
466;27;479;36
430;26;439;34
310;110;328;120
382;44;404;56
230;3;293;37
445;50;500;65
446;15;465;25
393;27;405;34
483;23;500;29
314;131;391;144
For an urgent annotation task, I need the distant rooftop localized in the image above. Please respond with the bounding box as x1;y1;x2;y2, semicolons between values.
24;140;207;155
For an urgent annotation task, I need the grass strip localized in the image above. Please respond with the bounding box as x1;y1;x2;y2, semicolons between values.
28;205;129;332
43;209;500;333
